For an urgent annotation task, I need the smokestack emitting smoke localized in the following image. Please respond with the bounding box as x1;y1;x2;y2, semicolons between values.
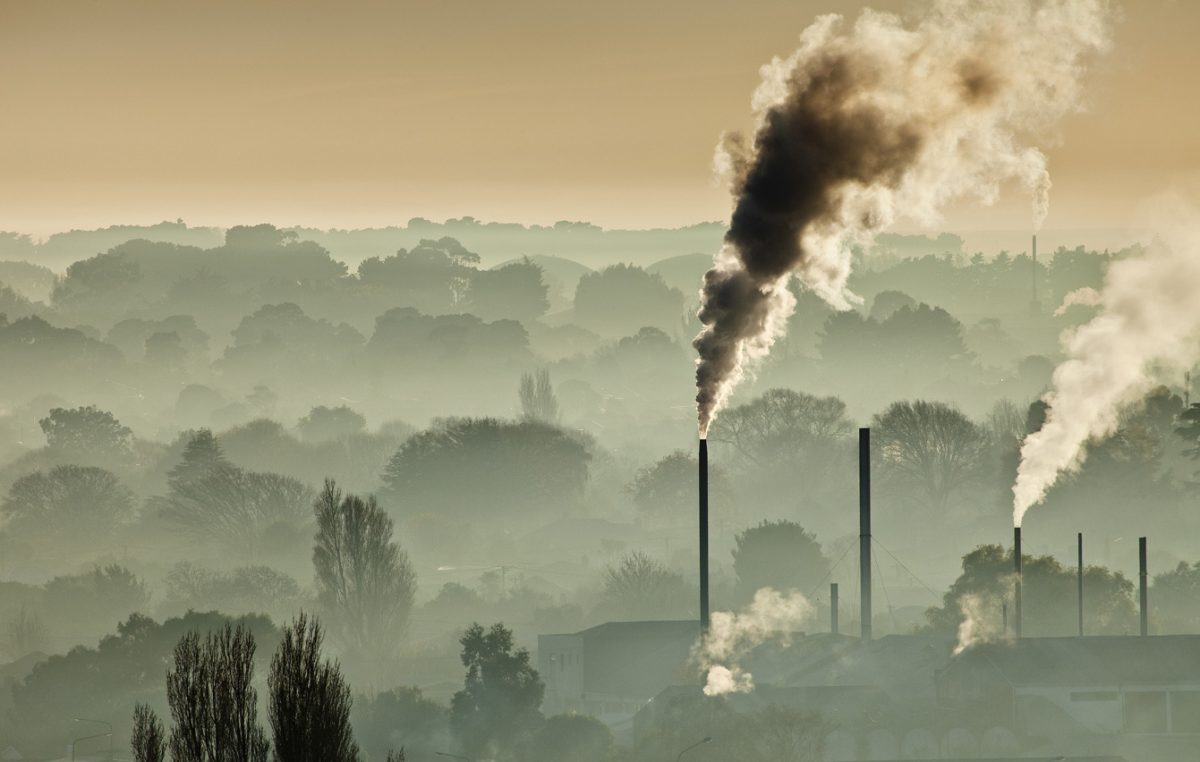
859;427;872;642
1014;526;1023;639
699;438;710;632
696;588;814;696
693;0;1112;434
1013;200;1200;526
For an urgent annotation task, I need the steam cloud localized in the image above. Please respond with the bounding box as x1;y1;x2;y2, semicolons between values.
694;588;814;696
693;0;1112;434
953;589;1011;655
1012;197;1200;526
1054;286;1103;316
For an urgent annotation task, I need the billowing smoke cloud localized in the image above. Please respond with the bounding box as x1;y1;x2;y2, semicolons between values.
693;588;814;695
1013;197;1200;526
694;0;1112;434
1054;286;1103;316
953;589;1011;655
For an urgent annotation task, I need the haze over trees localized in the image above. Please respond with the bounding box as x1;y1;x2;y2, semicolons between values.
1;219;1199;760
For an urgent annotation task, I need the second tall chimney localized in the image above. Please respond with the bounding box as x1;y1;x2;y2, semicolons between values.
859;427;872;642
699;438;710;633
1139;536;1148;637
1014;526;1023;639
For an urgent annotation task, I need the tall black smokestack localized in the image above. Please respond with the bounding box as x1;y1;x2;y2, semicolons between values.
830;583;839;635
859;428;872;642
1077;532;1084;637
1139;536;1148;637
699;438;710;633
1013;526;1023;639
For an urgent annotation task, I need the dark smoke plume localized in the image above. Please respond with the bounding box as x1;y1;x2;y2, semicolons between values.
694;1;1111;435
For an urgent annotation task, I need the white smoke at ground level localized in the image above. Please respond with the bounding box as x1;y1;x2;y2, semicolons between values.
694;587;815;696
1013;195;1200;525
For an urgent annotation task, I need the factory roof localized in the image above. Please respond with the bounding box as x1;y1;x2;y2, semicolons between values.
941;635;1200;687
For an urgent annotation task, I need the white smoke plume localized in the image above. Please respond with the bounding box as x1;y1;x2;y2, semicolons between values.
1013;197;1200;526
694;0;1113;435
953;590;1011;655
694;588;815;696
1054;286;1103;316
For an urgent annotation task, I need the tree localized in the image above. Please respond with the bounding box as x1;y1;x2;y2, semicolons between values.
573;263;685;337
39;405;133;457
518;369;560;424
868;289;916;321
450;622;544;758
312;480;416;661
131;703;166;762
166;623;270;762
600;552;692;620
468;259;550;322
530;714;613;762
1;465;135;545
154;434;313;557
626;450;731;519
381;418;591;521
871;400;989;513
43;565;150;631
297;405;367;443
351;686;447;762
1178;403;1200;463
7;611;278;756
924;545;1136;637
1151;561;1200;633
732;521;830;603
268;614;358;762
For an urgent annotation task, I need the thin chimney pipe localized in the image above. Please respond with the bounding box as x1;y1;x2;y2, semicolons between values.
698;438;710;633
1013;526;1023;639
1077;532;1084;637
831;583;839;635
859;428;872;642
1031;234;1038;305
1139;536;1148;637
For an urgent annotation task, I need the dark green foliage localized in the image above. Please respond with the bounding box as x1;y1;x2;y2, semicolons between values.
924;544;1136;636
8;611;277;759
732;520;830;602
39;404;133;456
574;263;684;337
1;464;135;544
530;713;614;762
313;480;416;660
352;686;448;761
1151;561;1200;633
268;614;358;762
381;417;590;521
166;623;270;762
468;258;550;322
636;692;827;762
296;405;367;443
450;622;544;758
131;703;167;762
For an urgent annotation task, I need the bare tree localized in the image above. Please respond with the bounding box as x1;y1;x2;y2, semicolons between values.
872;400;989;512
268;613;358;762
131;703;166;762
312;480;416;660
518;368;559;424
166;624;269;762
601;551;691;619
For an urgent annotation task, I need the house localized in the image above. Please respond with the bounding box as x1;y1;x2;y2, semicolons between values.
538;619;700;735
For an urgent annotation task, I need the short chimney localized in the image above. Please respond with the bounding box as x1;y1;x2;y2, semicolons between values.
1139;536;1148;637
1013;526;1023;639
830;582;839;635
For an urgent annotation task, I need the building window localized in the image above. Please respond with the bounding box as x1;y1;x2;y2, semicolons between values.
1171;691;1200;734
1124;691;1168;734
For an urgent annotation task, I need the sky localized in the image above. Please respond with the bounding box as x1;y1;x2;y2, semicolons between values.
1;0;1198;237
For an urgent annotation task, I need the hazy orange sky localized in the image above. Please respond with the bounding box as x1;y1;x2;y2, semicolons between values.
1;0;1197;236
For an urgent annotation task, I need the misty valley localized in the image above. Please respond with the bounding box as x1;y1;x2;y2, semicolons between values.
4;1;1200;761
